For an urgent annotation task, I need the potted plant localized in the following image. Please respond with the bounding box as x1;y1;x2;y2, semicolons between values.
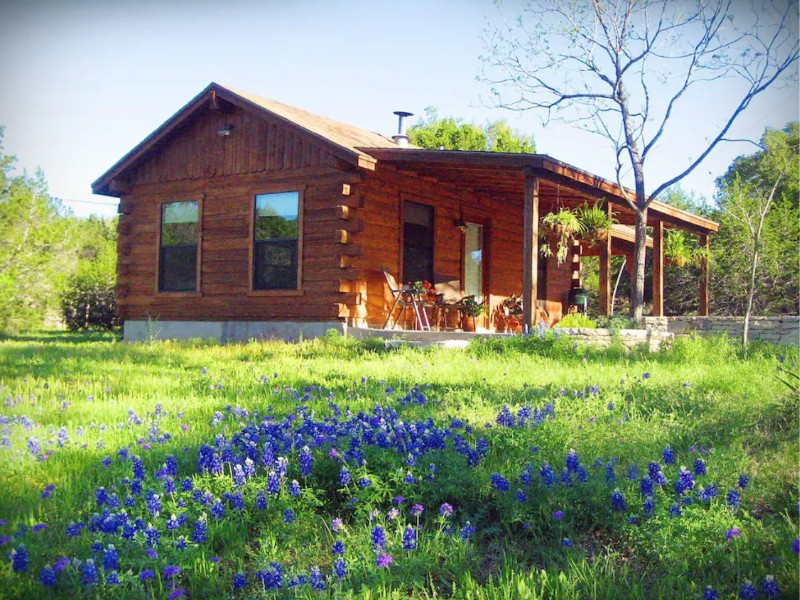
692;245;712;269
501;294;524;333
664;230;692;268
575;200;615;245
461;296;485;332
539;208;585;265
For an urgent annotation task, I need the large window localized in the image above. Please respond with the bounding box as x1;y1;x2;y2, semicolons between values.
403;201;434;284
253;191;300;290
159;200;199;292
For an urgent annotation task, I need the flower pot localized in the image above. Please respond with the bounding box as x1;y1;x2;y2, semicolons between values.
462;315;476;332
666;256;688;268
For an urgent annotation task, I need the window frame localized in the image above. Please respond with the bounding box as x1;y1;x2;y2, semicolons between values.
248;187;304;296
156;197;203;296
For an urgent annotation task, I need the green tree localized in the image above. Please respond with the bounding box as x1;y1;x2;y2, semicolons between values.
408;107;535;152
711;124;799;341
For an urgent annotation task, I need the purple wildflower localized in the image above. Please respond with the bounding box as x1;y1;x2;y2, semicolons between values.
726;527;742;540
376;553;393;568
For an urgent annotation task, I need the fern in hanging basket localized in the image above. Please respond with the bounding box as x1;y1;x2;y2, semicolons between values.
539;208;584;265
574;200;616;245
664;229;692;268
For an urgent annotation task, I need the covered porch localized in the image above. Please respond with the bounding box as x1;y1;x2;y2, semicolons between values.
361;149;719;331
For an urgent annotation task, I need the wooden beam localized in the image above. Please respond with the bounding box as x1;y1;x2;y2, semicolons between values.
652;220;664;317
699;233;710;316
522;174;539;331
598;203;613;317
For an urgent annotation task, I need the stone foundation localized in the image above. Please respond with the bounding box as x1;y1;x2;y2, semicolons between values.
123;320;345;343
556;327;673;352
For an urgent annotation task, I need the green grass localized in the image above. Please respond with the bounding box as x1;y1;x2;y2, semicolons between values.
0;330;797;599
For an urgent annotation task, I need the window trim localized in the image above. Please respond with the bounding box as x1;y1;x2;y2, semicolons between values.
248;187;304;296
155;197;203;296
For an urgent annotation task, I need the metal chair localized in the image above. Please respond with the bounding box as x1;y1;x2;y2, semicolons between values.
381;267;432;331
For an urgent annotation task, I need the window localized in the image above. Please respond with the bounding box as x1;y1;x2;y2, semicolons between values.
253;191;300;290
464;222;484;302
403;201;434;284
159;201;199;292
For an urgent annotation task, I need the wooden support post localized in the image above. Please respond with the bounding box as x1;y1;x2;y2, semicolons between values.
598;204;613;317
699;233;710;316
522;173;539;331
652;221;664;317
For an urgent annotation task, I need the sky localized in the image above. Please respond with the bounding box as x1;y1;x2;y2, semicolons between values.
0;0;797;219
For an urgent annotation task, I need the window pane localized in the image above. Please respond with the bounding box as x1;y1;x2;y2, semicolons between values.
159;201;198;292
464;223;483;302
254;240;297;290
253;191;300;290
255;192;299;240
159;246;197;292
161;201;199;246
403;202;434;284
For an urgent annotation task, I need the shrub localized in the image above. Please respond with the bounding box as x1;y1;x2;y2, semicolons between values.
556;313;596;328
61;273;119;331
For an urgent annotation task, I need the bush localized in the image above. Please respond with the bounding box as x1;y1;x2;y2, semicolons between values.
61;274;119;331
556;313;597;328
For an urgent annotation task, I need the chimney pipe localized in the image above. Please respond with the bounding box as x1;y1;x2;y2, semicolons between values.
392;111;413;147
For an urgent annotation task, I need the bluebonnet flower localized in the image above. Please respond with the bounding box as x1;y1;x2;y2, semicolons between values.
174;536;188;550
11;544;29;573
103;545;119;570
410;504;424;517
459;522;475;540
192;517;207;543
331;518;343;533
726;527;742;540
211;500;225;520
663;445;675;465
309;566;326;591
610;489;626;511
359;476;372;488
760;575;779;598
39;564;57;587
256;491;268;510
793;538;799;554
287;478;300;497
132;455;145;479
562;537;573;547
552;510;564;520
140;569;155;582
605;463;616;486
727;489;741;509
402;525;417;550
96;487;108;507
81;559;98;586
668;503;682;517
105;570;121;585
541;465;558;487
233;573;248;589
232;464;246;487
640;476;653;497
339;467;351;486
256;562;283;590
146;491;161;516
491;473;510;491
703;585;719;600
164;565;181;580
333;557;347;579
576;465;589;483
738;580;758;600
41;484;56;499
738;474;750;489
515;489;528;502
627;464;639;480
283;509;295;524
675;467;695;494
607;401;614;410
144;524;160;547
371;525;386;550
565;449;580;472
376;553;393;568
387;508;400;521
694;458;707;476
404;472;415;484
101;456;111;468
332;540;345;555
439;503;454;517
643;496;656;517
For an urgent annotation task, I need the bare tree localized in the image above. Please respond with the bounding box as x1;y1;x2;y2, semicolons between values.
481;0;799;320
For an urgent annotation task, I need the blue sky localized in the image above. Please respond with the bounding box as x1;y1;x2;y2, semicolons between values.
0;0;797;218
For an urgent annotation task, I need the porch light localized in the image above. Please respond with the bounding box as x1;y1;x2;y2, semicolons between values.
217;124;234;137
454;218;468;233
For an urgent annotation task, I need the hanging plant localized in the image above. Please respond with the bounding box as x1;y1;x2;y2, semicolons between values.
574;200;616;246
539;208;585;265
664;229;692;268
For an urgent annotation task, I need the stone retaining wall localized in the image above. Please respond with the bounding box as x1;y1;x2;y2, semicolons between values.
643;316;799;346
557;327;673;352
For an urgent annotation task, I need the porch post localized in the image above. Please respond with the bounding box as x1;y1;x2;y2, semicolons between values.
598;204;613;317
522;173;539;331
652;220;664;317
699;233;710;316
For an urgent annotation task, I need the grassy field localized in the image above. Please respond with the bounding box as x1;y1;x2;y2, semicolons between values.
0;330;797;599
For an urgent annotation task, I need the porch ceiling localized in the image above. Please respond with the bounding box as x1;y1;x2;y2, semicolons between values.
359;148;718;235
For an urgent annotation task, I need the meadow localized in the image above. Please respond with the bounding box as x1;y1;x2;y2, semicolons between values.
0;330;797;599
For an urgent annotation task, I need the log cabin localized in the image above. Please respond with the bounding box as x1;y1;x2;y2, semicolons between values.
92;83;718;342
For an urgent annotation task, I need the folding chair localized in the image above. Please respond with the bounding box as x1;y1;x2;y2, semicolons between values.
381;267;432;331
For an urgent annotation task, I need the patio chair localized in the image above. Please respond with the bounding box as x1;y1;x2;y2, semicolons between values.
381;267;432;331
433;279;473;331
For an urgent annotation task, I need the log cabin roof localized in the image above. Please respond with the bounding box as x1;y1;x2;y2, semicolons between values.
92;82;718;234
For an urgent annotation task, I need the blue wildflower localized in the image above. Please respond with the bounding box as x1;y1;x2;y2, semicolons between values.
640;476;653;497
211;500;224;520
562;537;573;547
738;474;750;489
402;525;417;550
359;476;372;488
283;509;295;524
663;445;675;465
668;503;682;518
371;525;386;550
643;496;656;517
339;467;351;487
11;544;29;573
309;566;326;591
332;541;345;555
675;466;695;495
299;446;313;477
256;491;268;510
333;557;347;579
703;585;719;600
694;458;707;476
610;489;627;511
566;449;580;472
760;575;779;598
192;517;207;543
39;564;57;587
103;545;119;570
459;522;475;540
81;559;98;586
739;580;758;600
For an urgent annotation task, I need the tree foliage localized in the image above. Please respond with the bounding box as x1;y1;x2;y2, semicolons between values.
711;123;799;318
0;129;118;333
408;107;536;152
482;0;799;320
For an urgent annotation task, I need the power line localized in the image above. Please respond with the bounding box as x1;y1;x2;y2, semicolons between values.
54;197;118;207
